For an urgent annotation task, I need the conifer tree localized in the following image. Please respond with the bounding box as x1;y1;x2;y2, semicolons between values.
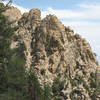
0;1;29;99
0;1;14;93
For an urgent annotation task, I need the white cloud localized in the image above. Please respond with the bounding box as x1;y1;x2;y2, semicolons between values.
42;4;100;19
78;3;100;9
41;7;83;19
12;4;29;13
78;4;100;19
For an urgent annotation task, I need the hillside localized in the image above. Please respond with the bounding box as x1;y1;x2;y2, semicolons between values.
2;6;100;100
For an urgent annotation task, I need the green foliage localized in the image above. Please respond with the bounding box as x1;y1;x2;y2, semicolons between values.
0;1;14;93
28;70;53;100
0;88;28;100
0;63;7;92
69;73;84;88
90;72;97;88
70;89;83;100
52;76;65;99
70;78;77;87
0;1;29;99
89;72;100;100
40;68;46;75
43;84;52;100
28;70;44;100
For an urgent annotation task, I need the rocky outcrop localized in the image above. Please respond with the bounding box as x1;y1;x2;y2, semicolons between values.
5;6;100;100
30;14;99;100
17;8;41;69
3;6;22;25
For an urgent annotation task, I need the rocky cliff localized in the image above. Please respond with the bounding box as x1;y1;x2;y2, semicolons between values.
4;6;100;100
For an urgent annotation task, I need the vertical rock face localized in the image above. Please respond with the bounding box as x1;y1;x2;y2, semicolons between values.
5;7;100;100
31;14;99;99
17;8;41;68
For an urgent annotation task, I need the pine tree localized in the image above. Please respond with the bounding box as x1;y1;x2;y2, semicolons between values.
0;1;29;99
0;1;15;93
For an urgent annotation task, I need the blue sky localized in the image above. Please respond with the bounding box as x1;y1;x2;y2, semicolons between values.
13;0;100;10
4;0;100;63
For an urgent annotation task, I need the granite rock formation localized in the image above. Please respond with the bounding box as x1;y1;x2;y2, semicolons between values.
4;6;100;100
